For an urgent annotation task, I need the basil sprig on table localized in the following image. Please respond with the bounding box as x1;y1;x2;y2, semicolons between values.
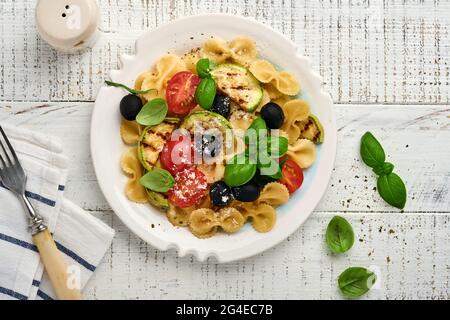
136;98;168;126
105;80;157;95
338;267;377;299
139;168;175;193
325;216;354;253
360;132;407;209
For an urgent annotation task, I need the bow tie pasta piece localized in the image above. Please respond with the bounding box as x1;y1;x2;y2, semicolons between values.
280;99;311;143
249;60;277;83
250;60;300;97
218;207;245;233
273;71;301;96
120;120;143;145
135;71;152;92
167;203;196;227
202;37;231;64
233;202;277;233
188;208;219;238
197;163;225;184
228;36;258;66
138;54;188;101
286;138;317;169
121;148;148;203
188;207;245;238
258;182;290;207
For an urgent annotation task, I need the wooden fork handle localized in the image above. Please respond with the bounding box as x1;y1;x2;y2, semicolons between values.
32;229;82;300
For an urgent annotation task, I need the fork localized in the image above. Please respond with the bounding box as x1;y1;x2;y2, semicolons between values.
0;127;81;300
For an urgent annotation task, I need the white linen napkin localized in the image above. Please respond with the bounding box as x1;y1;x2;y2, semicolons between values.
0;123;114;300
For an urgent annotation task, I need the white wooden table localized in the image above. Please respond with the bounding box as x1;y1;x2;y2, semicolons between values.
1;0;449;299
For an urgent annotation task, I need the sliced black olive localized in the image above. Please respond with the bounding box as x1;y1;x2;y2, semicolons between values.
210;181;234;207
232;181;260;202
120;94;143;120
194;132;223;160
260;102;285;129
211;94;231;119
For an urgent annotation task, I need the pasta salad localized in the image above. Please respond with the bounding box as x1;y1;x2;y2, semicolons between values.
111;36;325;238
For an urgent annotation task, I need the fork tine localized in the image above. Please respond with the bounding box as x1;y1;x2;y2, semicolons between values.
0;126;18;167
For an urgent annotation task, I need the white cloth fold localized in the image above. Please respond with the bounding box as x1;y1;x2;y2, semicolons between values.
0;124;114;300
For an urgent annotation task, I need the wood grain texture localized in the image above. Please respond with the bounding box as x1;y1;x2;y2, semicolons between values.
83;210;449;300
1;0;449;300
0;0;449;104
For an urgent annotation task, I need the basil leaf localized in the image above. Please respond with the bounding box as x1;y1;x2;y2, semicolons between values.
245;117;267;147
360;132;385;168
338;267;377;299
224;154;257;187
196;58;214;78
268;136;288;157
258;154;282;178
195;77;217;110
325;216;355;253
373;162;394;176
139;168;175;192
377;172;407;209
105;80;157;95
136;98;168;126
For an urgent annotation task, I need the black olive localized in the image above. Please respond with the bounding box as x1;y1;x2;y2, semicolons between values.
210;181;233;207
260;102;285;129
211;94;231;119
232;181;261;202
120;94;143;120
194;132;222;160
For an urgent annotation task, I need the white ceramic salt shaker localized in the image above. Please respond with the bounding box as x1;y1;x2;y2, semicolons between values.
36;0;100;53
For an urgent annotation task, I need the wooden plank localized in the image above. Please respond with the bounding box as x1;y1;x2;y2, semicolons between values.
0;0;448;104
1;102;448;213
83;210;450;299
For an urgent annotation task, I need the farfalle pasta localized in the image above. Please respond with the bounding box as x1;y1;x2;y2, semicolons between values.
202;38;231;63
233;202;277;233
120;120;143;145
189;207;245;238
228;36;258;66
258;182;290;207
121;148;148;203
280;99;311;143
286;139;317;169
202;36;257;66
250;59;300;96
114;35;325;238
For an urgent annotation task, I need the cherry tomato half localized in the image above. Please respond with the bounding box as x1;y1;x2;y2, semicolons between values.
278;157;304;194
168;168;208;208
166;71;201;116
160;134;194;175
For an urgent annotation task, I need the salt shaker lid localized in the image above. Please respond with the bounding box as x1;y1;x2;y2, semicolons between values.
36;0;99;51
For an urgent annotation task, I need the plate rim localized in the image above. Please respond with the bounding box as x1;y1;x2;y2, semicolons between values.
91;13;337;263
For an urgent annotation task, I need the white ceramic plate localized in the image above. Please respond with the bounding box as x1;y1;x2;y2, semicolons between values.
91;14;336;263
